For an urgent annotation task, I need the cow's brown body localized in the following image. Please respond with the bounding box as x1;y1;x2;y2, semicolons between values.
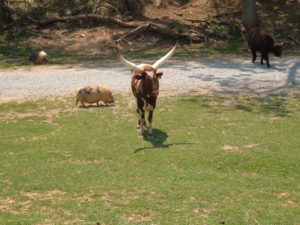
248;27;282;68
118;43;178;138
131;66;163;138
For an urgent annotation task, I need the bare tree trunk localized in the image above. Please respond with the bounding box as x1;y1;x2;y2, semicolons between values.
117;0;145;16
242;0;257;30
118;0;130;14
154;0;162;7
0;0;12;28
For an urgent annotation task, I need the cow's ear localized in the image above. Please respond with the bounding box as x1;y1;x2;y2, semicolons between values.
155;72;163;79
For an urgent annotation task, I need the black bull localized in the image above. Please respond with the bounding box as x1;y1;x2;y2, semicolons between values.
248;27;282;68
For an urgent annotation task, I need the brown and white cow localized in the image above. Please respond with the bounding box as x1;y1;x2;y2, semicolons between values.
118;42;178;138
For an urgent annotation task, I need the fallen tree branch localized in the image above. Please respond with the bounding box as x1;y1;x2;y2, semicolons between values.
0;22;15;33
29;14;205;42
116;22;151;43
174;2;192;13
25;30;51;39
185;18;210;24
102;1;120;15
147;22;181;39
116;21;204;42
33;14;138;28
287;35;299;44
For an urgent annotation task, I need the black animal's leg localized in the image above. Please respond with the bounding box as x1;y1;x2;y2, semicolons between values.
265;52;270;68
251;49;257;63
148;110;154;138
261;51;270;68
260;53;264;65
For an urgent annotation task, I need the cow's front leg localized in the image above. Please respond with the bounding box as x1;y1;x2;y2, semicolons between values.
138;109;145;138
148;110;154;138
136;109;146;129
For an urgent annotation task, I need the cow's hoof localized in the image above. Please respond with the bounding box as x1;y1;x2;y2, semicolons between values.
138;134;144;139
148;134;154;139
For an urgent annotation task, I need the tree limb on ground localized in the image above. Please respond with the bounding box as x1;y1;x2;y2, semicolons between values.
116;21;205;42
116;23;151;43
33;14;137;28
1;12;239;43
185;18;210;24
29;14;204;42
174;2;192;13
287;35;299;44
0;22;15;33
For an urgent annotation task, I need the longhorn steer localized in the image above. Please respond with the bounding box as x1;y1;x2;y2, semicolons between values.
118;42;178;138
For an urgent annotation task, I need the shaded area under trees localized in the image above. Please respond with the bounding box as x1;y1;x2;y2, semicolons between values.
0;0;247;43
0;0;299;51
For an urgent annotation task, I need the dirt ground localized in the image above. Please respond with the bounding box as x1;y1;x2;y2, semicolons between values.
18;0;298;58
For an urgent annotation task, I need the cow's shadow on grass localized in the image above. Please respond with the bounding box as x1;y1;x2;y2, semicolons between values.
134;129;194;153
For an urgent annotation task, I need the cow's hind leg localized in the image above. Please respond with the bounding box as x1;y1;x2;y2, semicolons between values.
136;109;140;129
148;110;154;139
260;53;264;65
261;51;270;68
138;109;145;138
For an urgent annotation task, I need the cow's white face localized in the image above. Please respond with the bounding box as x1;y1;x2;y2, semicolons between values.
137;64;155;77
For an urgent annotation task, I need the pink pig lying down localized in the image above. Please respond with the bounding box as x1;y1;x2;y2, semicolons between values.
76;86;114;107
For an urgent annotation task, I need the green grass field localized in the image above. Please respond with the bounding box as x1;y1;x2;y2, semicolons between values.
0;94;299;225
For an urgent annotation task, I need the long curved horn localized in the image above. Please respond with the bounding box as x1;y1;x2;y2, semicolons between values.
117;51;143;72
152;41;178;70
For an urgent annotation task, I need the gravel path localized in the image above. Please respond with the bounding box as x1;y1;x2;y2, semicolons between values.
0;55;299;101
